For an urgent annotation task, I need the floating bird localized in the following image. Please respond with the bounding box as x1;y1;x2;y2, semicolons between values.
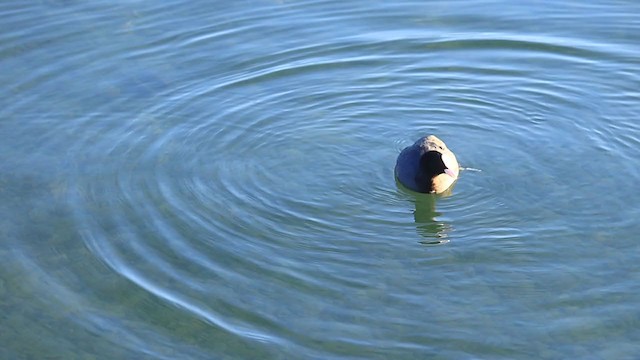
395;135;459;194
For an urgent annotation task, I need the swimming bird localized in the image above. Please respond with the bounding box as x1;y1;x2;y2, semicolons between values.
395;135;459;194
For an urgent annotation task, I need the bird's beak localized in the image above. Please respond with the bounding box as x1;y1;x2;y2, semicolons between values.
444;168;456;178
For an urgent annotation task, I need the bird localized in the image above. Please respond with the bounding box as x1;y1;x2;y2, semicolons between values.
395;135;459;194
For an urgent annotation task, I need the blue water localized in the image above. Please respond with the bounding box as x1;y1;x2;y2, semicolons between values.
2;1;640;359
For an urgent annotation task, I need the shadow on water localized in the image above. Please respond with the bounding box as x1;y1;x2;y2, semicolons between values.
396;179;453;245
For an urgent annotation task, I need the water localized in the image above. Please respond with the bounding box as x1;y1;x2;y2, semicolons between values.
2;1;640;358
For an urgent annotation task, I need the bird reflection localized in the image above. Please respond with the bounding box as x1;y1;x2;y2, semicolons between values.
413;194;452;244
397;178;453;245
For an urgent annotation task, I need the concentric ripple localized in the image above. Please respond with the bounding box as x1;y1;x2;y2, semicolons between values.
3;1;640;358
68;28;640;353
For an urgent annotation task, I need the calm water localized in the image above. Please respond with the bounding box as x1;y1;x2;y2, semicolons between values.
2;1;640;359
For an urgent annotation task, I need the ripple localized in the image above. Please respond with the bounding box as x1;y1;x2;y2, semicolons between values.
4;1;640;358
66;27;640;318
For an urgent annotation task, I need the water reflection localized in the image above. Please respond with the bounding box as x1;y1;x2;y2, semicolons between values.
414;193;452;245
397;179;453;244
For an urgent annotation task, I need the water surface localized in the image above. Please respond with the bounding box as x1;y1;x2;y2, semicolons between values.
2;1;640;359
